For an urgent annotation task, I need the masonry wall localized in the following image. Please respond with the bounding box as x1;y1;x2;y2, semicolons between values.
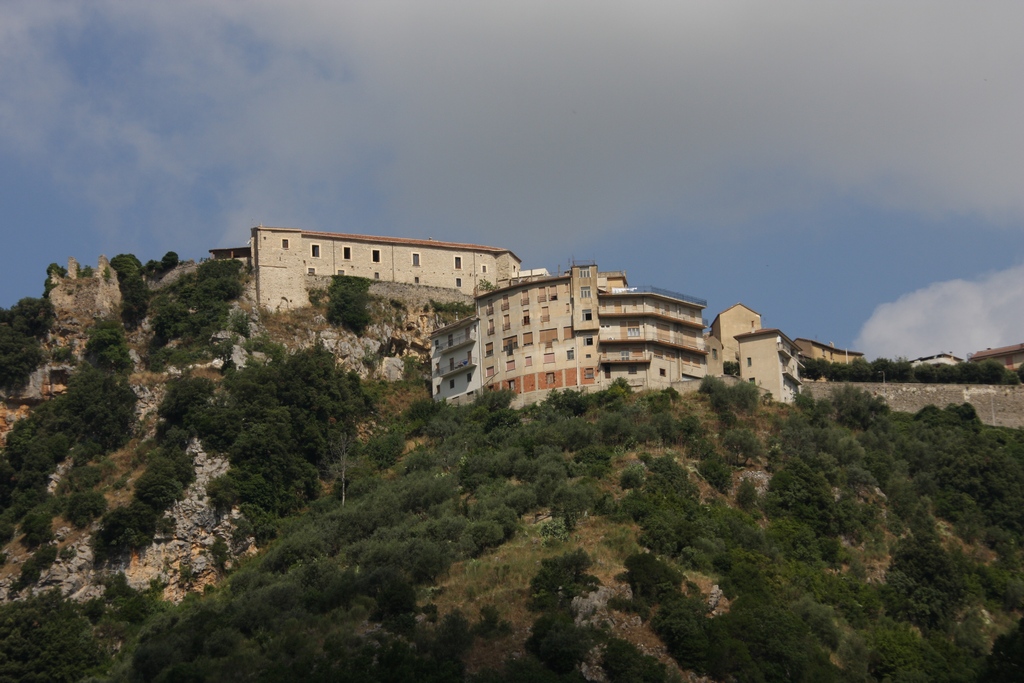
802;382;1024;428
252;227;518;310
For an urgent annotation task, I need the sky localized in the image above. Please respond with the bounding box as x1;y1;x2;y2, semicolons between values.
1;1;1022;360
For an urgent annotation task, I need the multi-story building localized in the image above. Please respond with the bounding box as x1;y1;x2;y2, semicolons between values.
969;343;1024;370
735;329;802;404
249;226;521;310
430;263;708;404
431;316;481;402
709;303;762;366
794;338;864;365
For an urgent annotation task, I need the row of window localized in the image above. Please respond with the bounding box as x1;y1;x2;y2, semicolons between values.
288;239;485;273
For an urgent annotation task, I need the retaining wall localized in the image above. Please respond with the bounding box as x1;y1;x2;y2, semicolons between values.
802;381;1024;428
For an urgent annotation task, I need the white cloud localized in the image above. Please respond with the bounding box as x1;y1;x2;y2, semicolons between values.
855;264;1024;360
0;0;1021;255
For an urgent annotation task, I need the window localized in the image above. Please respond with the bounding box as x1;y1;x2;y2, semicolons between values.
311;244;320;258
628;325;640;338
749;377;756;383
414;277;420;284
523;331;533;346
712;348;718;360
660;368;667;377
522;314;530;325
337;269;345;275
521;292;529;305
539;328;558;344
482;265;487;273
486;366;495;378
503;336;518;353
541;306;550;322
579;268;591;278
343;247;351;259
412;253;420;266
372;249;381;263
580;286;591;299
628;365;638;375
467;371;473;383
584;368;594;380
620;350;630;360
747;357;752;367
503;314;510;330
525;355;533;367
434;339;440;348
486;302;494;315
485;342;494;357
374;272;380;279
456;278;462;288
487;320;495;335
506;359;515;371
447;334;454;346
307;267;316;275
582;309;593;321
455;256;462;269
584;336;594;346
563;326;573;340
546;372;556;385
449;379;455;389
567;348;574;360
508;379;516;391
544;352;555;364
282;239;289;249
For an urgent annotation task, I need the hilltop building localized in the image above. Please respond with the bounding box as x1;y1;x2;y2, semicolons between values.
911;352;963;367
430;264;708;404
794;338;864;365
705;302;803;403
239;226;521;310
969;343;1024;370
736;329;803;404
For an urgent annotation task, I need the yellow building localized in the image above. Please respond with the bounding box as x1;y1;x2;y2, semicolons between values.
736;329;803;404
970;343;1024;370
432;264;708;405
249;226;521;310
794;338;864;364
709;303;762;364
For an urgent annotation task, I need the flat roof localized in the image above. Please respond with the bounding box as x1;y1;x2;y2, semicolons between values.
253;226;520;261
794;337;863;356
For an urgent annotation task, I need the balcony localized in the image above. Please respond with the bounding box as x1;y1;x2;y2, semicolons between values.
435;356;478;378
599;353;652;364
599;333;707;354
597;306;707;329
500;301;510;311
444;332;476;351
598;284;707;308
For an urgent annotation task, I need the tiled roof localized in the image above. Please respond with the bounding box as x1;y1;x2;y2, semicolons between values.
255;226;519;260
970;342;1024;361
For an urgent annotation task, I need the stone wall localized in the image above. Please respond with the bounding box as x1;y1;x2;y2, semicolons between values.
802;381;1024;428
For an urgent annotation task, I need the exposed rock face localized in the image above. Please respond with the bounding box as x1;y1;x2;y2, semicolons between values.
5;439;251;604
0;364;73;447
117;439;253;602
571;584;634;629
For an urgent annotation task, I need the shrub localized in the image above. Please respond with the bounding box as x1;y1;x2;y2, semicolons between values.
65;491;108;528
85;320;132;372
20;511;54;548
525;613;593;675
529;549;600;612
624;553;682;602
327;276;372;334
698;456;732;493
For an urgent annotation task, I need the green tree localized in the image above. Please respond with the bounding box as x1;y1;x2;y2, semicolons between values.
327;275;372;334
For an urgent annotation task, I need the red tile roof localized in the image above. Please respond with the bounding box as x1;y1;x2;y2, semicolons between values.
254;226;520;261
970;342;1024;361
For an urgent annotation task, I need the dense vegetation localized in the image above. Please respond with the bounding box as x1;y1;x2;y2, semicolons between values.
2;360;1021;680
3;260;1024;680
0;297;54;389
802;356;1023;385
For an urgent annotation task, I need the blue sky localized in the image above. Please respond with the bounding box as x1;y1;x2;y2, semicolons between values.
2;1;1022;359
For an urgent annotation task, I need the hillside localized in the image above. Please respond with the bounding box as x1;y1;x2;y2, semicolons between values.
0;255;1023;682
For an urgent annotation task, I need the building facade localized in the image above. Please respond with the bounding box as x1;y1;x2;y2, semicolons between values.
430;264;708;404
250;226;521;310
736;329;802;404
431;316;481;402
710;303;762;365
794;338;864;364
970;343;1024;370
